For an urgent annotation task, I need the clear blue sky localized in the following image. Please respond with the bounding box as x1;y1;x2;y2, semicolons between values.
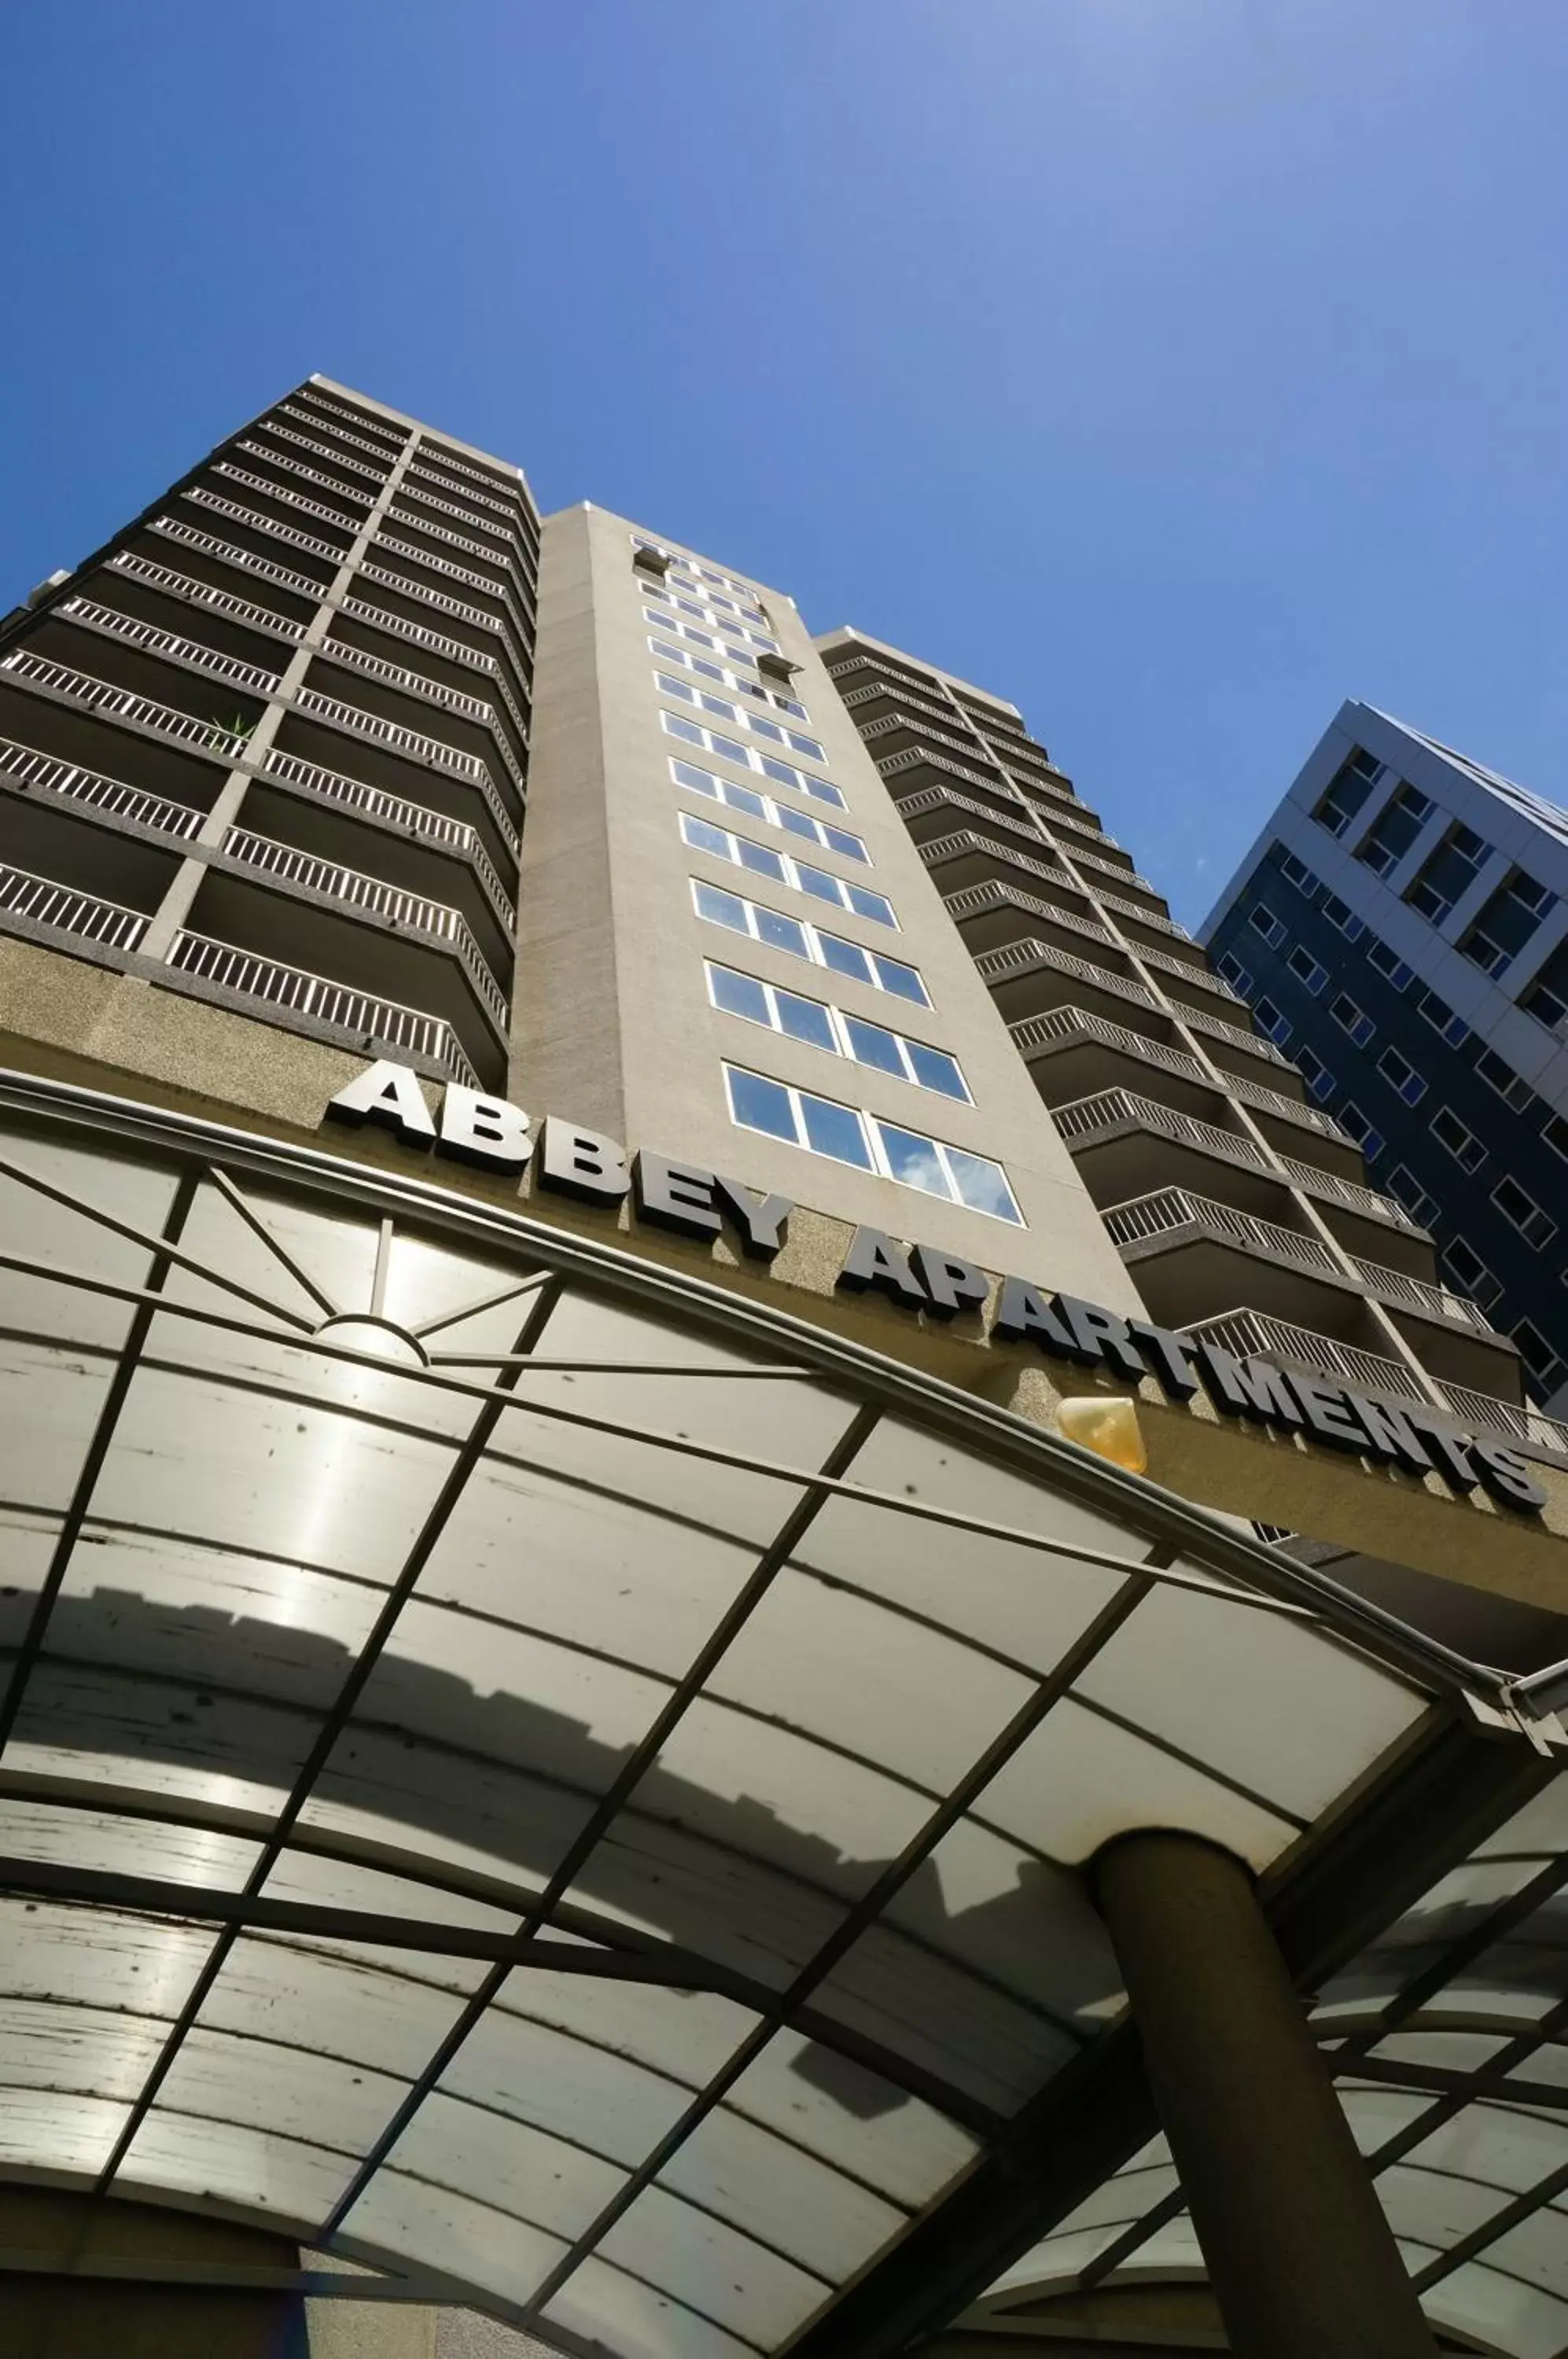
2;1;1564;925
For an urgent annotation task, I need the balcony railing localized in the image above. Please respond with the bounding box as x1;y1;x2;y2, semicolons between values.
943;879;1120;949
1095;885;1188;940
167;929;480;1087
182;488;347;567
249;422;387;490
369;533;536;635
338;598;491;671
0;735;204;841
0;860;146;950
223;826;508;1026
381;503;513;576
285;397;405;465
259;747;514;926
1067;846;1164;901
291;686;521;857
1137;941;1246;1001
1273;1151;1420;1230
972;937;1160;1010
1438;1381;1568;1459
920;829;1074;889
395;481;524;557
896;783;1047;848
859;708;994;765
1183;1308;1418;1398
881;744;1012;799
1223;1073;1350;1141
56;600;282;697
316;637;493;723
405;459;516;521
1010;1005;1208;1084
1104;1187;1342;1275
149;517;328;605
1;651;253;760
233;441;375;516
210;463;361;537
109;553;307;642
1053;1087;1273;1170
353;564;510;642
410;440;529;505
1178;1003;1294;1068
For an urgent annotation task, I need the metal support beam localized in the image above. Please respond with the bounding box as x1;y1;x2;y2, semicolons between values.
1091;1831;1439;2359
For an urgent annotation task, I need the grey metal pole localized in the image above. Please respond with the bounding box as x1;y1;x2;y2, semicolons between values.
1092;1829;1439;2359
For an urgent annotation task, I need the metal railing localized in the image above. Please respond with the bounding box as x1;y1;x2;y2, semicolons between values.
1179;1004;1294;1067
1103;1187;1342;1275
0;736;204;840
405;459;517;521
353;565;508;640
1095;885;1189;939
410;439;531;506
1066;845;1164;900
1;651;253;758
210;463;360;537
1350;1253;1500;1333
1274;1150;1419;1230
0;860;147;950
1010;1005;1209;1082
919;829;1073;888
286;396;405;462
369;532;536;638
181;488;347;567
167;930;480;1086
972;937;1160;1008
259;745;515;926
316;636;493;722
1224;1073;1350;1141
1137;941;1245;999
859;708;995;765
896;782;1046;848
383;502;511;573
233;440;374;515
1183;1309;1415;1397
290;686;522;855
57;600;282;696
223;827;508;1025
109;554;306;642
1439;1381;1568;1459
942;879;1120;948
149;517;327;604
395;480;525;556
338;598;489;670
880;744;1013;798
1051;1087;1274;1169
248;422;387;490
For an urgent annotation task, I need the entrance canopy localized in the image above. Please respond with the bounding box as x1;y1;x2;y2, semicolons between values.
0;1072;1562;2358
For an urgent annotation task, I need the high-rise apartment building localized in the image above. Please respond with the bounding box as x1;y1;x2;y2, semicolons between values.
1;384;1566;2359
1202;701;1568;1419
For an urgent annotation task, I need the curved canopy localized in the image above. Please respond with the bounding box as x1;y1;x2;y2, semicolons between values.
0;1072;1561;2359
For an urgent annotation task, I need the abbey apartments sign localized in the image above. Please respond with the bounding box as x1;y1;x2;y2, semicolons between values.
327;1062;1547;1514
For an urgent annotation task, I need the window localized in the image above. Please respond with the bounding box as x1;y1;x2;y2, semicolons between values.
1294;1045;1336;1103
706;962;969;1100
646;613;764;672
631;533;766;610
690;878;929;1004
1474;1047;1533;1111
1286;945;1328;995
1355;782;1434;878
1377;1044;1426;1105
1493;1175;1557;1249
1321;892;1364;941
1415;986;1467;1047
1248;903;1286;948
650;640;808;719
1253;997;1291;1046
1314;751;1381;838
1404;823;1489;926
639;586;779;655
1339;1103;1386;1161
680;812;895;926
657;674;823;764
1461;870;1556;978
1389;1165;1441;1225
1278;851;1315;893
1330;992;1375;1047
1432;1106;1486;1172
1513;1318;1566;1394
1442;1238;1504;1312
671;760;867;861
1544;1113;1568;1165
1524;943;1568;1038
660;710;846;807
1366;939;1414;991
1215;951;1252;991
723;1064;1023;1224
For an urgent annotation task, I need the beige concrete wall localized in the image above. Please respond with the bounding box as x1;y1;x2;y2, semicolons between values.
511;502;1143;1306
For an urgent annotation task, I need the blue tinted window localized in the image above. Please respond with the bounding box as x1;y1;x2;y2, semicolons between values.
775;991;837;1051
750;716;786;744
945;1146;1024;1224
663;712;704;746
806;778;846;808
708;966;771;1025
843;1017;905;1077
876;1124;952;1198
760;756;800;789
797;867;841;906
692;881;749;933
727;1069;796;1143
711;734;749;767
657;673;695;702
823;826;867;863
872;954;926;1005
755;904;809;957
672;760;717;799
817;933;873;984
727;782;767;820
699;693;738;720
800;1092;874;1168
736;837;786;881
847;884;896;926
682;815;730;860
790;733;826;761
906;1041;968;1100
776;806;818;842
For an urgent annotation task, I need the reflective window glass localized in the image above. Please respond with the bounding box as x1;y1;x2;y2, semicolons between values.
800;1093;874;1168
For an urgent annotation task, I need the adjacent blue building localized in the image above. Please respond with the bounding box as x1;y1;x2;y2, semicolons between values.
1203;701;1568;1415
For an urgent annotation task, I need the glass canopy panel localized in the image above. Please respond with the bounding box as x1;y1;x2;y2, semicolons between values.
87;1363;464;1584
153;2025;409;2162
977;1695;1300;1870
0;1996;168;2103
435;2001;698;2167
258;1847;521;1993
0;1509;64;1650
543;2254;760;2359
487;1963;757;2096
1429;2261;1568;2359
655;2103;908;2280
722;2027;980;2208
1485;2203;1568;2299
0;1897;218;2018
594;2181;833;2345
0;2090;131;2177
120;2111;359;2227
342;2169;569;2309
1071;1581;1428;1820
0;1797;262;1890
0;1128;178;1349
787;1419;1135;1675
193;1935;471;2082
383;2087;628;2237
1373;2160;1512;2246
0;1340;116;1515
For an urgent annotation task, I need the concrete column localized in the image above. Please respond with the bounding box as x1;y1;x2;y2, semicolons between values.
1091;1830;1438;2359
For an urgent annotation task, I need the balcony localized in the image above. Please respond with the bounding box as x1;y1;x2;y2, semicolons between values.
972;937;1160;1018
1183;1308;1568;1463
1010;1004;1212;1096
166;929;480;1087
112;547;315;639
896;783;1050;854
208;462;361;544
1179;1003;1297;1074
0;736;205;842
1;650;257;763
404;458;518;523
289;686;521;856
944;878;1121;957
222;826;508;1029
148;516;335;605
259;746;515;927
285;395;405;466
50;600;283;700
880;743;1016;803
0;858;148;952
230;442;374;524
312;639;528;792
394;481;528;563
364;535;536;645
249;421;387;493
859;708;996;767
920;828;1080;903
179;488;347;574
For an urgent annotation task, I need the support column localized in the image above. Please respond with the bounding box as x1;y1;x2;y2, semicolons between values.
1091;1829;1438;2359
